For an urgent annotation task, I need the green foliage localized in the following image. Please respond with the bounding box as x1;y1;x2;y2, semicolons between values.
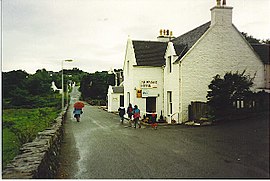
2;68;87;109
2;70;29;98
2;128;21;168
27;69;53;95
2;107;60;168
64;68;89;86
207;71;254;119
241;32;270;44
241;32;261;44
80;71;115;103
2;68;88;168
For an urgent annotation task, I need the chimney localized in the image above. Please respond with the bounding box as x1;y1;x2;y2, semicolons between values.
157;29;175;42
210;0;233;27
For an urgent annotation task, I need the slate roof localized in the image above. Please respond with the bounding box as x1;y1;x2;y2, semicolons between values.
132;40;167;66
251;44;270;64
131;21;269;67
112;86;124;93
131;22;211;67
172;21;211;50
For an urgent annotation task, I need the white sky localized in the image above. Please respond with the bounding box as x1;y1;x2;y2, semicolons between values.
2;0;270;74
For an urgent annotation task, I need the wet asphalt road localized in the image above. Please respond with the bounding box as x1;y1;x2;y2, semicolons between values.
56;87;269;179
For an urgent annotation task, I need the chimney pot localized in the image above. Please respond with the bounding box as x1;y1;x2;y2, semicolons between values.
160;29;163;36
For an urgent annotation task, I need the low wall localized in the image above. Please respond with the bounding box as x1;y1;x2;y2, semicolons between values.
2;107;68;179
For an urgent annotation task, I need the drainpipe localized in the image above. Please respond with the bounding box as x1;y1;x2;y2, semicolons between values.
179;60;183;124
162;66;165;122
177;46;187;124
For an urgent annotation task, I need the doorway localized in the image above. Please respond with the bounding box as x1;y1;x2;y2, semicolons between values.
146;97;156;113
120;95;124;107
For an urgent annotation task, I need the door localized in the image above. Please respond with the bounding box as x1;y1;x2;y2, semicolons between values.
146;97;157;120
120;95;124;107
146;97;156;113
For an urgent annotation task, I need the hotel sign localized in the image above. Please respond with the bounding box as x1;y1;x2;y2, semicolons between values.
142;89;158;97
141;80;157;89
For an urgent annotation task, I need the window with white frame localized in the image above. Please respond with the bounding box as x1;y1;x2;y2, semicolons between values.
168;56;172;73
167;91;172;115
127;92;130;105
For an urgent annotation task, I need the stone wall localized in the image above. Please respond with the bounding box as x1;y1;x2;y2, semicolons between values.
2;108;68;179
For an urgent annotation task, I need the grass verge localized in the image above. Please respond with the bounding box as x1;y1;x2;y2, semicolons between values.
2;107;60;168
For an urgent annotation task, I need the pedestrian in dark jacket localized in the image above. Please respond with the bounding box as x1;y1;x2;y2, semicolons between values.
133;105;141;128
118;107;125;124
127;103;133;120
127;104;133;127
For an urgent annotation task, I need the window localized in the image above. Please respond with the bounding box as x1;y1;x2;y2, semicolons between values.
127;92;130;105
120;95;124;107
167;91;172;114
168;56;172;73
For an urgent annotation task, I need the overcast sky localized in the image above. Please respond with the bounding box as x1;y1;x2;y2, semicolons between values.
2;0;270;74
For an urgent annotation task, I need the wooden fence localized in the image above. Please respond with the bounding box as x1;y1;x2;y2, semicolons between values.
188;101;209;121
188;93;269;121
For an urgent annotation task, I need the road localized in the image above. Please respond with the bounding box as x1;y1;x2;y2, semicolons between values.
56;87;269;179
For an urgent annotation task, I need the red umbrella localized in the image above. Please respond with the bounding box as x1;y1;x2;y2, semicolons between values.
74;101;85;109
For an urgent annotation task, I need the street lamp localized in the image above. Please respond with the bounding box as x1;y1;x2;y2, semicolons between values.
62;59;73;111
66;79;72;108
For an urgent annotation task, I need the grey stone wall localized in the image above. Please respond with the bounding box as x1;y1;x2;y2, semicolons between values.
2;108;68;179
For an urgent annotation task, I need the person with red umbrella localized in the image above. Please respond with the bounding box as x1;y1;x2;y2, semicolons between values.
73;101;85;122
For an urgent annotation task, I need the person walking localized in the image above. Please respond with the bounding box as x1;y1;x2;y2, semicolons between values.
127;104;133;127
133;105;141;129
118;106;125;124
73;101;84;122
151;112;158;130
73;108;83;122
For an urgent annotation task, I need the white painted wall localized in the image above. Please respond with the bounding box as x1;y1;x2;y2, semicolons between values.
123;38;164;119
122;5;265;124
164;42;180;123
178;9;265;122
107;86;123;112
123;38;136;109
131;67;164;118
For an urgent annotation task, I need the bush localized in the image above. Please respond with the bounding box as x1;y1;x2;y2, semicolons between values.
207;71;254;120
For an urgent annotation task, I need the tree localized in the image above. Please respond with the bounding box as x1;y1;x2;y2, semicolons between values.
2;70;29;99
206;71;254;120
241;32;270;45
262;39;270;44
27;69;53;95
80;71;115;102
241;32;261;44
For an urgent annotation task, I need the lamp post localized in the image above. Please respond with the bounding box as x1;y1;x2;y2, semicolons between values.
66;79;72;107
62;59;73;111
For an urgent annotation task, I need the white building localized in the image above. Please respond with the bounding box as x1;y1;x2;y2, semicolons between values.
107;69;124;112
107;86;124;112
123;39;168;119
51;81;63;94
122;0;268;123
